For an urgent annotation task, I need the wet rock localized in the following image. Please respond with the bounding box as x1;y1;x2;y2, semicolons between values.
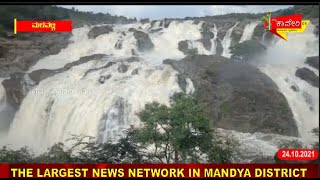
302;91;313;109
130;29;155;52
230;21;247;46
64;54;107;69
177;74;187;92
29;69;61;85
252;23;265;41
199;39;212;51
150;20;157;29
2;72;35;109
98;74;111;84
125;57;141;63
118;64;128;73
178;40;198;56
0;33;71;77
290;85;299;92
163;19;172;28
82;61;116;79
131;68;139;75
217;22;237;40
305;56;319;70
140;18;150;24
131;49;138;56
216;39;223;56
201;31;214;40
4;54;110;109
149;28;162;34
159;21;164;27
201;22;215;32
199;22;215;51
115;39;123;49
295;67;319;88
87;25;113;39
164;55;298;137
193;20;200;25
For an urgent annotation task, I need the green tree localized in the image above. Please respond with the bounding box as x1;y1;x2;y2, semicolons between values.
68;135;142;164
0;146;34;163
33;143;73;163
131;92;238;163
277;139;304;149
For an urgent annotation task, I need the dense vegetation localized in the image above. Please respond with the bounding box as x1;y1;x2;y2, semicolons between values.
274;5;319;19
0;5;136;32
0;93;240;164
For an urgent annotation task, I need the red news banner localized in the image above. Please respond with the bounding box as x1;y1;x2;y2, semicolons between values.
0;164;319;178
14;19;72;34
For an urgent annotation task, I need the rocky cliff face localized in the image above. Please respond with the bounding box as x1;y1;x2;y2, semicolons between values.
0;33;71;77
164;55;298;136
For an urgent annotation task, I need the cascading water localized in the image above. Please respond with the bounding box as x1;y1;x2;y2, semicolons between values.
256;23;319;144
221;22;239;57
239;21;260;43
0;19;318;163
1;21;206;152
5;59;182;152
209;23;218;54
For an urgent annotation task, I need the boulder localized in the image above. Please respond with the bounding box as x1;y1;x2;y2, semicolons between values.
217;21;237;40
28;69;60;85
178;40;198;56
130;28;154;52
87;25;113;39
2;72;35;109
118;64;128;73
98;74;111;84
252;23;265;41
115;39;123;49
230;21;247;46
163;19;172;28
199;22;215;51
295;67;319;88
125;57;141;63
149;28;162;34
305;56;319;70
290;85;299;92
198;39;211;51
131;68;139;75
164;55;298;136
216;39;223;56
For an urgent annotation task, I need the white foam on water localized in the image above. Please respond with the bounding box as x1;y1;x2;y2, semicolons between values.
210;23;218;54
239;21;260;43
221;22;239;57
4;59;182;152
256;23;319;144
1;19;318;162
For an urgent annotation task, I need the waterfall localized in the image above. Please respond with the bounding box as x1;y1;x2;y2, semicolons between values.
256;23;319;144
0;19;318;162
210;23;218;54
221;22;239;57
239;21;260;43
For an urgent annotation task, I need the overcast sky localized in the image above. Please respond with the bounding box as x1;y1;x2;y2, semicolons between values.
60;5;293;20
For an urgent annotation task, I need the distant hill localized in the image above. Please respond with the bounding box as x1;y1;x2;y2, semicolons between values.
0;5;137;32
